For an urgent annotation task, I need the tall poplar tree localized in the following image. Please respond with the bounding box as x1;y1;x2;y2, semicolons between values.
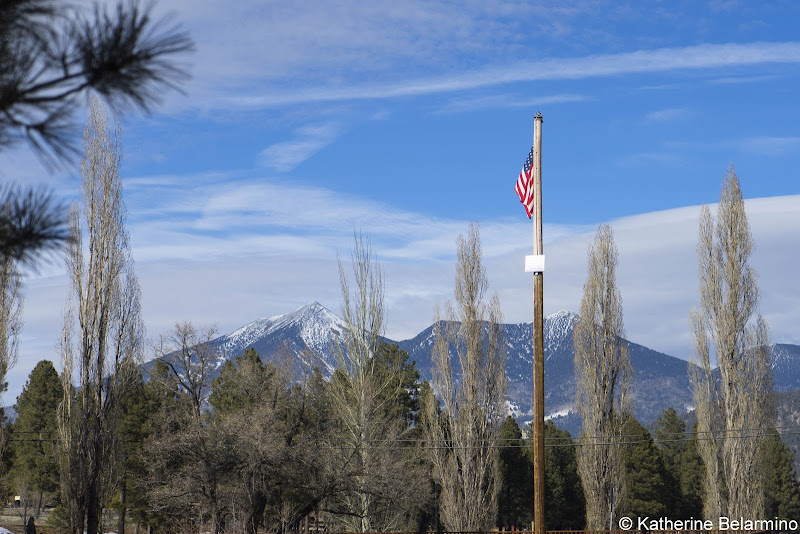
0;255;22;454
424;222;506;531
329;233;428;532
573;224;631;530
57;97;144;534
690;166;772;519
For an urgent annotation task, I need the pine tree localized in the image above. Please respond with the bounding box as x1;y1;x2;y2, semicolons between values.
762;429;800;521
2;0;192;273
209;348;274;415
497;416;532;530
1;0;193;164
653;408;703;519
618;414;673;519
544;421;585;530
372;342;421;427
9;360;63;514
112;368;160;534
653;409;685;478
677;424;705;519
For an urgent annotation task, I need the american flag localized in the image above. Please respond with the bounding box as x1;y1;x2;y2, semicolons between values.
515;146;534;218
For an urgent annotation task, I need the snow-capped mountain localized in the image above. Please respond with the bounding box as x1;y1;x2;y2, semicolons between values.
219;302;346;376
395;310;696;427
144;302;800;432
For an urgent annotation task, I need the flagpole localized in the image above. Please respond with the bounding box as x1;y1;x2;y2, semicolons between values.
531;112;545;534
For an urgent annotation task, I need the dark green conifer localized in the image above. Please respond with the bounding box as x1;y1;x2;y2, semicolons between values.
653;409;704;518
497;416;532;529
544;420;585;530
9;360;63;511
763;429;800;520
619;414;673;519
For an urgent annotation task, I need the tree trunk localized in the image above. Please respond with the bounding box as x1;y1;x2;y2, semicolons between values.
245;491;267;534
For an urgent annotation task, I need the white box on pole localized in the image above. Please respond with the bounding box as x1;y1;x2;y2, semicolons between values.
525;254;545;273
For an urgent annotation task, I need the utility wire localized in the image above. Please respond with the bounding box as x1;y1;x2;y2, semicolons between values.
8;427;800;449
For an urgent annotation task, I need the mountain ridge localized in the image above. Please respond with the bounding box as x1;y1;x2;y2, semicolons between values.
146;301;800;430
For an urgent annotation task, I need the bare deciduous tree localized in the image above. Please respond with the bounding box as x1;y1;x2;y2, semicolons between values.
328;232;428;532
57;97;144;534
690;166;772;519
0;257;21;390
0;256;22;466
156;322;220;422
424;222;506;531
145;322;231;534
573;223;631;530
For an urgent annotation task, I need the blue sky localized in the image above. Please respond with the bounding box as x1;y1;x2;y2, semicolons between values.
3;0;800;402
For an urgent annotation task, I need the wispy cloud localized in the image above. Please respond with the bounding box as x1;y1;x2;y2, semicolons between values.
14;180;800;404
437;93;588;114
221;41;800;109
708;74;780;85
258;123;342;171
743;136;800;156
667;136;800;156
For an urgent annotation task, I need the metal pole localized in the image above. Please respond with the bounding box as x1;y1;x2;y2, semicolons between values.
531;112;545;534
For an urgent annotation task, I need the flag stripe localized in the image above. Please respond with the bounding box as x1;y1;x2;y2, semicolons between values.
515;146;535;218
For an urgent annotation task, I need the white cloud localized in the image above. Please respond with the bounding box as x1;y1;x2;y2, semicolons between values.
258;123;342;171
437;93;588;114
12;174;800;405
218;41;800;110
743;136;800;156
708;74;780;85
667;136;800;157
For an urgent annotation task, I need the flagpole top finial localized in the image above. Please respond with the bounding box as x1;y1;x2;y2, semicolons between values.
534;111;543;120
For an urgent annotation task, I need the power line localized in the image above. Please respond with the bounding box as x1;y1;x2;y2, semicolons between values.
8;426;800;449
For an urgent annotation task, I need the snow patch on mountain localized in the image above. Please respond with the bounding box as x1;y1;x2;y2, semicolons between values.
223;303;344;357
545;310;577;341
546;409;571;420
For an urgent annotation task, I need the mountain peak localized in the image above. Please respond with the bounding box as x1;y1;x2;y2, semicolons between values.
220;302;345;374
241;301;340;334
267;301;328;321
544;310;578;341
546;310;578;324
278;301;336;324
